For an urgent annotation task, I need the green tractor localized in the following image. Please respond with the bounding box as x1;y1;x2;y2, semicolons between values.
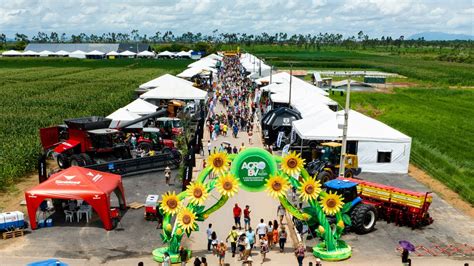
306;142;361;183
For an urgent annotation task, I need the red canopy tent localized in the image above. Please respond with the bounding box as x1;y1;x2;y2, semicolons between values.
25;166;126;230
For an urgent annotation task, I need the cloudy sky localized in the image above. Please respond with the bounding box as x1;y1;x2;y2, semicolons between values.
1;0;473;38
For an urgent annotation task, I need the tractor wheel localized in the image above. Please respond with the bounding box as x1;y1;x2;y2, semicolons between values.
344;169;354;178
57;154;70;169
317;171;332;184
350;204;377;234
70;154;86;167
80;153;94;165
162;147;171;154
137;142;152;153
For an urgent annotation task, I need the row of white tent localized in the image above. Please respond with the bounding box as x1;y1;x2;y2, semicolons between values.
157;50;194;58
106;73;209;128
248;53;411;174
1;49;156;58
176;53;223;79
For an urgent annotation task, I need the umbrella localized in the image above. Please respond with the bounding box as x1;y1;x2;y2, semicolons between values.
222;141;232;145
399;240;415;252
27;259;68;266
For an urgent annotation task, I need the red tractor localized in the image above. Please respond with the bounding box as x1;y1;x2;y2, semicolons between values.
40;110;176;168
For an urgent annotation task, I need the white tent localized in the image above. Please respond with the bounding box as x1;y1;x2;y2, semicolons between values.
53;50;69;57
137;50;155;57
120;50;136;57
107;108;143;129
204;53;223;61
176;51;191;58
2;50;23;56
139;73;194;90
292;110;411;173
38;50;53;57
124;99;158;115
86;50;105;56
106;51;120;56
256;72;328;96
188;58;217;68
22;50;40;57
177;66;216;79
157;51;175;58
69;50;86;59
139;74;207;100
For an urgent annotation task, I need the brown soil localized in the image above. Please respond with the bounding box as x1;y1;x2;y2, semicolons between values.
0;172;39;214
409;164;474;218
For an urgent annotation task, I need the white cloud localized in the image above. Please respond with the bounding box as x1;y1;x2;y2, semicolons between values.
0;0;471;38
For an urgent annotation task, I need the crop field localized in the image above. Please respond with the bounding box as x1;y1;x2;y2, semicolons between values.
251;48;474;204
0;58;190;190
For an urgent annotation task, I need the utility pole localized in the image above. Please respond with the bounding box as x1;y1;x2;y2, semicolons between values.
270;65;273;83
339;75;351;177
289;64;293;106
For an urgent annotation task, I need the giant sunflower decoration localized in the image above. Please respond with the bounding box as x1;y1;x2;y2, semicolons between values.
177;207;198;233
216;173;239;197
265;174;290;198
160;191;182;215
319;191;344;216
207;152;230;176
299;177;322;202
186;182;209;205
281;151;305;176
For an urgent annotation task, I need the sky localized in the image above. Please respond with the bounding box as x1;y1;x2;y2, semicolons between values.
0;0;473;38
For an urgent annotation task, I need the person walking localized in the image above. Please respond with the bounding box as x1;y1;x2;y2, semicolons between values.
179;246;188;266
278;226;287;252
295;242;306;266
217;241;227;266
232;146;238;154
272;226;279;250
246;227;256;250
207;140;212;155
211;231;219;255
243;205;251;231
256;219;267;240
247;129;253;144
266;221;273;249
277;204;286;225
164;165;171;186
259;236;269;264
233;204;242;229
226;226;239;258
163;252;171;266
206;224;213;251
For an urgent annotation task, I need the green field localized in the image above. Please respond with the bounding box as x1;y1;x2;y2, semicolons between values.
250;48;474;204
0;58;190;190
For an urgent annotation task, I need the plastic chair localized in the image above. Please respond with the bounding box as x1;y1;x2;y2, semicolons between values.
64;210;74;223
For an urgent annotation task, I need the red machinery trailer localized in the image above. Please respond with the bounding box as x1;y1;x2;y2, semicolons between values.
340;178;433;229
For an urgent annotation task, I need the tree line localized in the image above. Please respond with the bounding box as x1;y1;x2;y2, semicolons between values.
1;30;472;62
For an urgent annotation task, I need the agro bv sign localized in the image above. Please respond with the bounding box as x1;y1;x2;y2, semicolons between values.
231;147;277;192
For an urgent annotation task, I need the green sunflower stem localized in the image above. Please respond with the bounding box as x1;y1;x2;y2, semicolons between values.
197;167;212;183
201;195;229;218
279;195;306;221
309;199;336;251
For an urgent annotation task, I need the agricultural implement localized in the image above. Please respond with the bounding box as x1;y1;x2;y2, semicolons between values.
341;177;433;228
39;109;177;169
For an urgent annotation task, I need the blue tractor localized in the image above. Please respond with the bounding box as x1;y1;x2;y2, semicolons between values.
324;179;377;234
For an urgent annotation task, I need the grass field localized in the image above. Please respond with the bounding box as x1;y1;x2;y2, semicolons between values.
250;48;474;204
0;58;190;190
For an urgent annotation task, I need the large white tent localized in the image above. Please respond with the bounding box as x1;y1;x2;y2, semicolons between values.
120;50;136;58
177;66;216;79
137;50;155;58
22;50;40;57
292;110;411;173
188;57;217;68
38;50;53;57
157;51;175;58
139;74;207;100
2;50;23;56
107;108;143;129
176;51;191;58
124;99;158;115
69;50;86;59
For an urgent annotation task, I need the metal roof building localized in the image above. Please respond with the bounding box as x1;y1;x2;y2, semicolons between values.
24;43;151;53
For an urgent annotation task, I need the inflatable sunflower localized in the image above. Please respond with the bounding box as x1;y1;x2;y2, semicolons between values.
265;174;290;198
319;191;344;216
298;177;322;201
160;191;182;215
281;151;305;176
216;173;239;197
177;207;198;233
186;182;209;205
207;152;230;176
